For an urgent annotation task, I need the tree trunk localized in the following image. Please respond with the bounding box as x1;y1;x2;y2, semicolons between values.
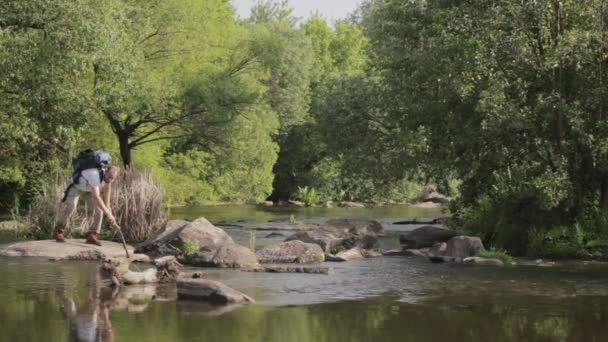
601;176;608;211
118;133;132;170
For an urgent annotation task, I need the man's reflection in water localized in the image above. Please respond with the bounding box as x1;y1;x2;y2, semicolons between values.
56;264;115;342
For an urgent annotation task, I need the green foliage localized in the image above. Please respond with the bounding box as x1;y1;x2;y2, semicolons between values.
295;186;319;206
183;239;200;259
478;249;514;267
527;225;586;259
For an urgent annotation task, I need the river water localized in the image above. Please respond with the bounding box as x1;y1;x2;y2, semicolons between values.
1;205;608;341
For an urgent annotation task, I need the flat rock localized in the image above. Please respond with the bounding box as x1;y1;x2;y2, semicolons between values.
0;239;134;260
382;249;407;256
337;201;366;208
403;249;428;257
256;240;325;264
177;278;254;305
463;257;504;267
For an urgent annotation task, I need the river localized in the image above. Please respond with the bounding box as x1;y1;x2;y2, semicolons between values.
1;205;607;341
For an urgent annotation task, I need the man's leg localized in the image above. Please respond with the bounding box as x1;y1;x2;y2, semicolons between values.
84;192;103;246
54;186;80;242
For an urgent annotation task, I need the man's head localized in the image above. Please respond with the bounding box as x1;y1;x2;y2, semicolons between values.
104;166;121;184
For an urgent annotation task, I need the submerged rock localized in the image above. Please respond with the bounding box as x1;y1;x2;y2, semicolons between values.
399;226;461;249
177;278;254;305
245;265;334;274
256;241;324;264
189;243;260;270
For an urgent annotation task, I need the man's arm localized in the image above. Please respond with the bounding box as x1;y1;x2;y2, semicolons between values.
92;187;116;226
102;186;112;215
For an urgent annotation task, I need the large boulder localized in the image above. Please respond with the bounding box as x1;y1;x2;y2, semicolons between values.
177;278;254;305
189;243;260;270
428;236;485;262
399;226;461;249
136;218;234;256
285;218;383;255
256;240;324;264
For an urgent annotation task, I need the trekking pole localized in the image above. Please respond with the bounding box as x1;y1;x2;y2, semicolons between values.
113;224;130;258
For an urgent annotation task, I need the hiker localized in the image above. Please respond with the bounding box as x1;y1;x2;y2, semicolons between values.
53;150;120;246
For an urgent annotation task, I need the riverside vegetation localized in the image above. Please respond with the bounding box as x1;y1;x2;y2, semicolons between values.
2;0;608;259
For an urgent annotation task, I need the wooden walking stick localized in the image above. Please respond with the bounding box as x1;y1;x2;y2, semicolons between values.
113;224;130;258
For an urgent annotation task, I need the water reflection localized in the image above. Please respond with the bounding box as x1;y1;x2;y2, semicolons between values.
3;257;608;341
56;264;114;342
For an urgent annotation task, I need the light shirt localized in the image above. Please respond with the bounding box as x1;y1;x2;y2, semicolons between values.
74;169;105;192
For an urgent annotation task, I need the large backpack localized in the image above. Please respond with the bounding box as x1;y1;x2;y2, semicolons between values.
70;149;112;185
72;148;111;172
62;149;112;202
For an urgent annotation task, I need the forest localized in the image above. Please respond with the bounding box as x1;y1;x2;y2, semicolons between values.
2;0;608;257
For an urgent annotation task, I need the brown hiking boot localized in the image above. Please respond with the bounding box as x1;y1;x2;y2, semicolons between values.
85;231;102;246
53;229;66;243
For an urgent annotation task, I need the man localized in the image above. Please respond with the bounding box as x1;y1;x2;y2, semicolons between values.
54;166;121;245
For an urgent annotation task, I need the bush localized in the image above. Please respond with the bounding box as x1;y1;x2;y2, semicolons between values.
295;186;320;206
478;249;514;267
111;169;167;243
526;225;585;258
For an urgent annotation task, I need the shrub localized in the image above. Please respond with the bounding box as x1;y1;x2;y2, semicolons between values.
478;249;514;267
526;225;585;258
183;240;200;260
111;169;167;243
295;186;320;206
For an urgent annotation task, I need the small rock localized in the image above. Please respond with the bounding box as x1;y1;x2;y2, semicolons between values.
463;257;504;267
402;249;428;257
326;247;365;262
262;201;274;207
177;279;254;305
287;200;305;207
265;232;285;238
382;249;406;256
337;201;365;208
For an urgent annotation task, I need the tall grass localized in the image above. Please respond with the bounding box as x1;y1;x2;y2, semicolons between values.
24;169;166;242
25;175;91;239
111;169;166;243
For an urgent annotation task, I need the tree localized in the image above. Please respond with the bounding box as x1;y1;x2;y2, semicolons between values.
357;0;608;253
91;0;259;169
